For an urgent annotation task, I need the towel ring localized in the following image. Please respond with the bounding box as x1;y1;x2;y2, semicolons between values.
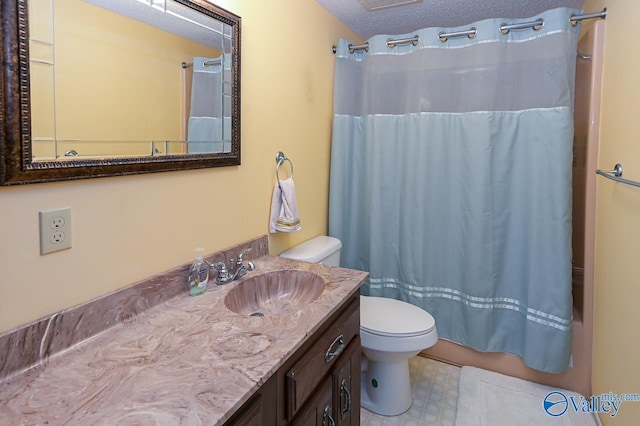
275;151;294;183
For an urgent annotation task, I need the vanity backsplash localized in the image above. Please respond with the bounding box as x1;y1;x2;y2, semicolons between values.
0;235;269;381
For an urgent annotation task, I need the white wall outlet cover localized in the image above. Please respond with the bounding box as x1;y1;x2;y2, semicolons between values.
39;208;72;255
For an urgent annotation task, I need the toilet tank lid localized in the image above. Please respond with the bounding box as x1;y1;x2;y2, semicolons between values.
279;236;342;263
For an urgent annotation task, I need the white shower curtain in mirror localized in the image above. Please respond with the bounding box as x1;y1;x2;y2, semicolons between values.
187;55;224;153
329;7;580;373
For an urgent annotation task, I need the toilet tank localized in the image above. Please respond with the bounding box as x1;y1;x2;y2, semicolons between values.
279;236;342;266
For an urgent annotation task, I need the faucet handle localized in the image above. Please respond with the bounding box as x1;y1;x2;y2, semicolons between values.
237;248;255;273
237;248;252;264
213;261;228;275
212;262;231;284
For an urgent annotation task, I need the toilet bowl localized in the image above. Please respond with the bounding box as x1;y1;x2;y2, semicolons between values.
280;236;438;416
360;295;438;415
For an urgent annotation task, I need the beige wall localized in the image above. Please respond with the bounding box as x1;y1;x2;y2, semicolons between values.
583;0;640;424
32;0;220;158
55;0;220;149
0;0;360;334
13;1;640;422
30;0;221;160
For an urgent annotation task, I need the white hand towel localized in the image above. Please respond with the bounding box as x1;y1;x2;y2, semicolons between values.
269;177;302;233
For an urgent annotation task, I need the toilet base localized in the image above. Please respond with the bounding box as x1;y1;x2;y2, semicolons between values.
361;355;413;416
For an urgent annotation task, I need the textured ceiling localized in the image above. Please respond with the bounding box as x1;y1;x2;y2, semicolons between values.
317;0;586;39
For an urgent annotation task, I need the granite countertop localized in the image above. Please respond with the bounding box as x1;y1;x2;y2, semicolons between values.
0;255;367;425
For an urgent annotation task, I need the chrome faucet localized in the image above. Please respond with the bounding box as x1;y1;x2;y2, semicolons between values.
211;248;255;285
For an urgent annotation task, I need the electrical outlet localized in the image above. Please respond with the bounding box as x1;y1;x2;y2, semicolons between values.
39;208;72;255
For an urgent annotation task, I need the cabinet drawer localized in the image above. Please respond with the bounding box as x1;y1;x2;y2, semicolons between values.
286;298;360;419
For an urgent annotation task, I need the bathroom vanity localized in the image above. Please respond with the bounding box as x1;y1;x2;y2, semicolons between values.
0;236;368;425
227;293;361;425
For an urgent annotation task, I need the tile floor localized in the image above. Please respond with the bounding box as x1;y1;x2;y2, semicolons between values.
360;356;460;426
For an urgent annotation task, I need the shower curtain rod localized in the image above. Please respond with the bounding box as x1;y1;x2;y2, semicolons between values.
332;8;607;53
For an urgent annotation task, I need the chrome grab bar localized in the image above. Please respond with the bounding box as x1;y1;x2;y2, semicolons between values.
596;163;640;189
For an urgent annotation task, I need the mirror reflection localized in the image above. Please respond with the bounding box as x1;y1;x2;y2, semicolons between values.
29;0;234;161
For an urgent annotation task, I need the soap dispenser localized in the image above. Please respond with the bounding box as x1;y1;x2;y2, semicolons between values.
188;248;209;296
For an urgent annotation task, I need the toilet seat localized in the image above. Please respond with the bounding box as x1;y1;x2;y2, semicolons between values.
360;296;435;337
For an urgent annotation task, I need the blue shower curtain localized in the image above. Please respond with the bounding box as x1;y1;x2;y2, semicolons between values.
329;8;580;374
187;55;225;153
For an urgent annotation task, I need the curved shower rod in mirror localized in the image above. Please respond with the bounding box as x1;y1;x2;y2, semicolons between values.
0;0;241;185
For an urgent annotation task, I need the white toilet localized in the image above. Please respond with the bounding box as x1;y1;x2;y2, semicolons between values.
280;236;439;416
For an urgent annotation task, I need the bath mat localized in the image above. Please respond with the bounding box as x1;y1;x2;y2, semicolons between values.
455;366;598;426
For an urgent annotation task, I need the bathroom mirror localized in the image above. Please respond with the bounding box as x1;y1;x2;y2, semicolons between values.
0;0;241;185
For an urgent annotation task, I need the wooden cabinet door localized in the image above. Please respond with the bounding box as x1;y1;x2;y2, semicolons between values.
291;377;334;426
332;337;361;426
